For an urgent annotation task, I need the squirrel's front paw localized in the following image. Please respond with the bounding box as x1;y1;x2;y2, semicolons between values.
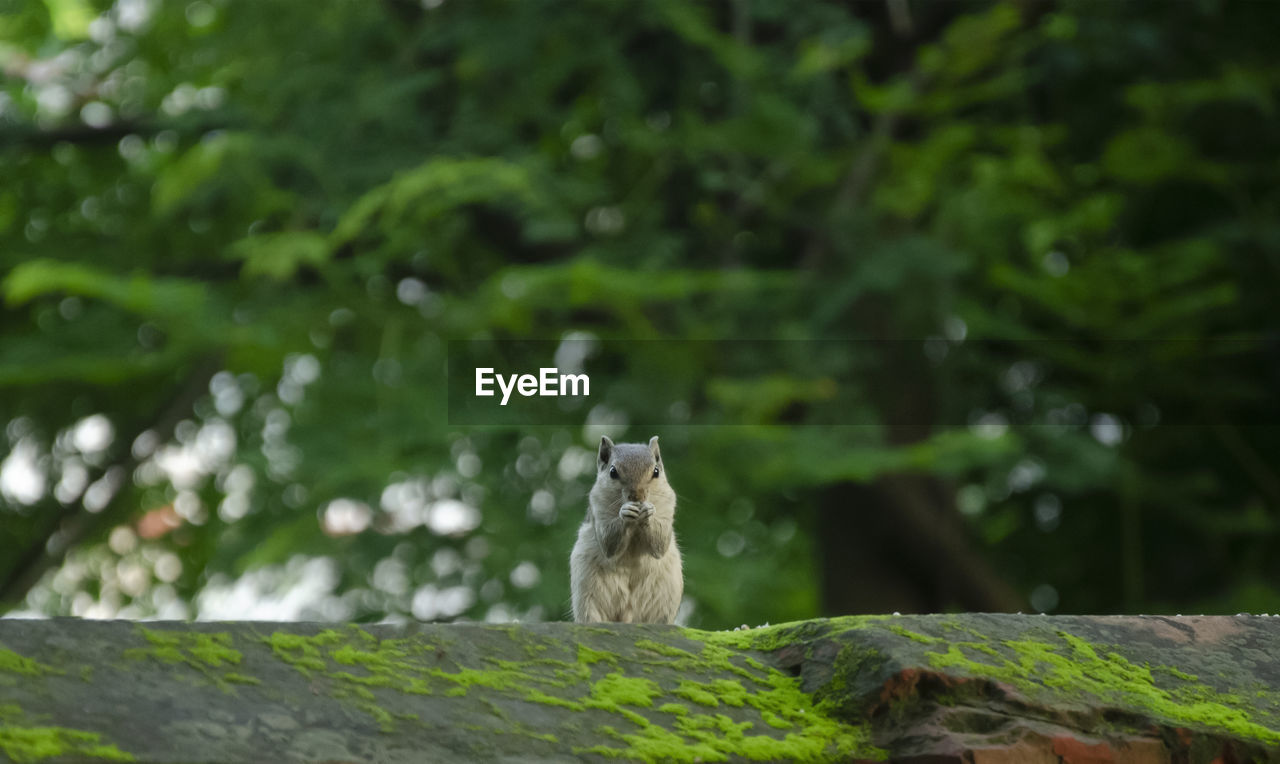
620;502;654;522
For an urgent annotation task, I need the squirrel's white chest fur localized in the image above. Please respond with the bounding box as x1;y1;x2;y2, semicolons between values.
570;521;682;623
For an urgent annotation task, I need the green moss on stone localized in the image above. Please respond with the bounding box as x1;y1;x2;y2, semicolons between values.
673;681;719;707
0;726;133;763
706;679;749;707
813;641;883;720
262;626;609;735
1155;664;1197;682
125;628;245;692
570;626;886;762
497;626;553;659
676;713;753;740
635;639;697;659
265;629;346;676
0;646;62;680
263;627;443;731
588;673;662;708
0;685;123;762
524;689;583;711
883;624;945;644
685;624;796;653
246;621;885;761
937;618;989;641
580;663;884;764
692;615;886;654
924;629;1280;745
150;630;239;666
577;644;618;667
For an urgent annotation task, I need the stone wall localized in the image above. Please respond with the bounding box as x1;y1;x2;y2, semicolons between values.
1;614;1277;762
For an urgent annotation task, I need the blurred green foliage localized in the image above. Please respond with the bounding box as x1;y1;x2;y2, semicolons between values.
2;0;1279;626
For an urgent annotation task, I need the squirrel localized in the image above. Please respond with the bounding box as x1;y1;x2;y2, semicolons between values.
570;435;682;623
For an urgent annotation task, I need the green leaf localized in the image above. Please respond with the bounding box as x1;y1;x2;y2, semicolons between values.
4;259;207;320
230;232;332;280
1102;128;1194;184
40;0;91;39
151;135;236;217
331;157;535;245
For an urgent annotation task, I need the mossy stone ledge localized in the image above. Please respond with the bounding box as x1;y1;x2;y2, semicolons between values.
0;615;1277;762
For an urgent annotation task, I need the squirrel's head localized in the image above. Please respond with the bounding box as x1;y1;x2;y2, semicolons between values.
593;435;673;508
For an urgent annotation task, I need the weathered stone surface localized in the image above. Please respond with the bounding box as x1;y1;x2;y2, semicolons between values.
0;615;1277;762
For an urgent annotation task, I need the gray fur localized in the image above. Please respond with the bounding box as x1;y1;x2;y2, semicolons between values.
570;435;683;623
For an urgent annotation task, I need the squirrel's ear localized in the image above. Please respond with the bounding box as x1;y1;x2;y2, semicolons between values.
598;436;614;469
648;435;661;462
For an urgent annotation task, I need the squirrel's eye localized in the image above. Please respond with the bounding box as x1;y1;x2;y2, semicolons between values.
652;466;660;479
609;466;619;479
